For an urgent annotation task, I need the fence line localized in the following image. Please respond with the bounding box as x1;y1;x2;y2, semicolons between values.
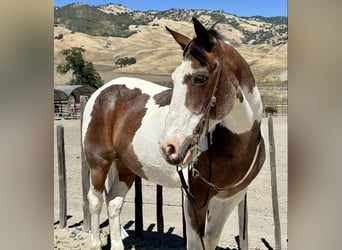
55;85;288;119
259;84;288;116
54;101;81;120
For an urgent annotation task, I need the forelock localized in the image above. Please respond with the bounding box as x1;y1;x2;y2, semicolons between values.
188;42;208;66
183;29;224;67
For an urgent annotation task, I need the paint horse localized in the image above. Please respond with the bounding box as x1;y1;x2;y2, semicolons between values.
82;17;265;250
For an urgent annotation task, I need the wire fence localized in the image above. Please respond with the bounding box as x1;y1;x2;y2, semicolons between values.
259;84;288;116
54;84;288;119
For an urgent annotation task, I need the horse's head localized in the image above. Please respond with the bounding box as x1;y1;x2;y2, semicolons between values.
159;17;247;166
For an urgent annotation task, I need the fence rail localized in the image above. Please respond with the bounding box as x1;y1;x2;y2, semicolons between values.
54;101;81;120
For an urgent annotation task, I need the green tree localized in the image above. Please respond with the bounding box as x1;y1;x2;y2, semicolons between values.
115;57;125;68
115;56;136;68
57;47;103;89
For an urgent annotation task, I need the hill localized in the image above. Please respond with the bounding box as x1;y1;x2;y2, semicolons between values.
54;3;287;85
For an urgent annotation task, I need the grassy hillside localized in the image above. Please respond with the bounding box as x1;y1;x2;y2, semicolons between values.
54;3;287;85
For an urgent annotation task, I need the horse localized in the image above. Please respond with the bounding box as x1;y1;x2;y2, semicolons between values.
82;17;265;250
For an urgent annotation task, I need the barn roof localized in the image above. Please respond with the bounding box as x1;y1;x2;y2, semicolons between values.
54;85;96;102
54;89;68;102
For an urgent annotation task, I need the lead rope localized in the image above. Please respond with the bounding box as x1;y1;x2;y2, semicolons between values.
177;167;206;250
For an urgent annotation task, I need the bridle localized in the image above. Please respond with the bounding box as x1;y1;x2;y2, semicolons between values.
176;37;222;250
176;36;222;198
176;37;262;249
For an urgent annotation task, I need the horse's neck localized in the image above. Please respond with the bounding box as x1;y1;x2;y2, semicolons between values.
200;85;262;150
221;85;263;134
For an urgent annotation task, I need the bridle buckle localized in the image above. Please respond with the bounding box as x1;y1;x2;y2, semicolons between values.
192;167;200;178
210;96;216;107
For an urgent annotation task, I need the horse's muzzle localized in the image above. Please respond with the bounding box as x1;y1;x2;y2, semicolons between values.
159;137;193;166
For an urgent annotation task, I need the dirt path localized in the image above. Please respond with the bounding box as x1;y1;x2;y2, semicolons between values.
54;116;287;249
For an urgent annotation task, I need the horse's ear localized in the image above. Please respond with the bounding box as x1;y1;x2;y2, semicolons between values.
192;17;214;52
166;26;191;50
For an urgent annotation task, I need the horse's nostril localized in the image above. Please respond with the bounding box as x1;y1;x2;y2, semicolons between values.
166;144;176;156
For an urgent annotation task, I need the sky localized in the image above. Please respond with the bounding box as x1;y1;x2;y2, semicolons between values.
54;0;287;17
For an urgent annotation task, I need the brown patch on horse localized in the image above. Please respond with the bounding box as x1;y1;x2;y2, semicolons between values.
84;84;150;191
185;121;265;227
181;45;217;116
221;42;256;92
181;41;235;119
208;121;265;197
182;39;256;120
116;160;136;189
153;89;172;107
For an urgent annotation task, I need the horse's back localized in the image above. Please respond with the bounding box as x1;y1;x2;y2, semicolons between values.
82;77;168;143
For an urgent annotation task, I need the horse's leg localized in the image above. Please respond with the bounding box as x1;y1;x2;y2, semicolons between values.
106;161;135;250
87;147;115;250
87;168;110;249
183;195;208;250
203;189;247;250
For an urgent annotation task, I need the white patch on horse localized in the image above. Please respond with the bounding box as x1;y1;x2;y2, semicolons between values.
204;188;247;248
161;60;202;146
132;96;181;187
82;90;100;147
107;197;125;249
87;186;104;249
224;40;231;45
222;86;262;134
242;85;263;122
104;164;130;250
117;77;168;96
183;194;204;249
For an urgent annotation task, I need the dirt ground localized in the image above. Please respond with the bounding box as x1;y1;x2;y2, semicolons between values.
54;116;287;250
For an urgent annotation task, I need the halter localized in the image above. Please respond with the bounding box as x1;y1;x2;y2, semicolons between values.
176;37;261;249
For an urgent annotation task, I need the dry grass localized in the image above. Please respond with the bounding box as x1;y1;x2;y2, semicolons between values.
54;22;287;85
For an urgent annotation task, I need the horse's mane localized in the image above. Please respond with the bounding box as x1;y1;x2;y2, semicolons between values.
208;16;225;41
208;29;224;41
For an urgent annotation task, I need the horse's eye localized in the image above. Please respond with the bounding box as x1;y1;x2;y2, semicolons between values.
192;74;208;86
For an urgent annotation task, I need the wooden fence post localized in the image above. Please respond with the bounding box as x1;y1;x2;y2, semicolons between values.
156;185;164;244
57;124;67;228
135;176;143;239
238;193;248;250
80;95;91;231
182;193;187;247
268;116;282;250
